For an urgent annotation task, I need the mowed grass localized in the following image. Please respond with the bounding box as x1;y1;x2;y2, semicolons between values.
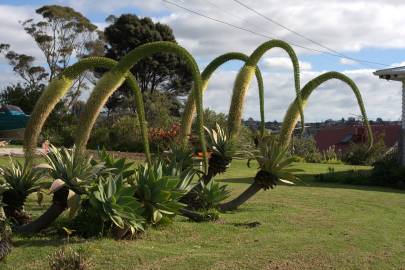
2;158;405;269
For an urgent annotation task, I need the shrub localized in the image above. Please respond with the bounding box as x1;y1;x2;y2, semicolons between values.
343;135;387;165
88;115;145;152
48;246;89;270
316;150;405;189
143;91;179;129
109;115;144;152
291;136;322;163
371;151;405;189
321;146;342;164
315;169;371;185
148;122;180;152
290;155;305;163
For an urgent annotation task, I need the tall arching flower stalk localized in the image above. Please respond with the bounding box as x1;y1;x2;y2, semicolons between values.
179;52;266;146
278;72;373;150
219;71;373;211
227;40;304;138
74;41;209;173
23;57;151;163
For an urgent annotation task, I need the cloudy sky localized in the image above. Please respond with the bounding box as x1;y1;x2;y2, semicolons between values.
0;0;404;122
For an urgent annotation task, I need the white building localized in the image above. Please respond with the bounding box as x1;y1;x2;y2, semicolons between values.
374;66;405;165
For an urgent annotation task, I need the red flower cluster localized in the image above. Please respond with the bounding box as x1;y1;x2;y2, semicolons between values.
148;123;180;141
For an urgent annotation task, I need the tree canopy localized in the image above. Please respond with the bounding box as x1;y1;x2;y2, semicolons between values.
103;14;192;96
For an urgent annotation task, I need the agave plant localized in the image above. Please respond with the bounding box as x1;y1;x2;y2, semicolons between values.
219;135;301;211
86;175;144;238
17;145;106;235
92;148;135;179
41;145;105;195
193;180;230;210
0;158;45;224
19;39;374;231
160;143;195;175
133;162;187;224
203;123;236;183
0;180;11;261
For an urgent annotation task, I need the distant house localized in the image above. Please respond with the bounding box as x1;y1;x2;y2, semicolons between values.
314;124;399;152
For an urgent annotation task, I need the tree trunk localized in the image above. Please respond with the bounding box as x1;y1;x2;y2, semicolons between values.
219;181;262;212
15;187;69;236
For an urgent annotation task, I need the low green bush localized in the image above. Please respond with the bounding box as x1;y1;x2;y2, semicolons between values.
343;135;387;165
316;168;371;185
371;151;405;189
316;151;405;189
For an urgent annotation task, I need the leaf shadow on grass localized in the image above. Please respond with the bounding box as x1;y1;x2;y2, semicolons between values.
217;174;405;195
217;177;253;184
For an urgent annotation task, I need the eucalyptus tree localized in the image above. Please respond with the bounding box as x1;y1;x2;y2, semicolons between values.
21;5;104;106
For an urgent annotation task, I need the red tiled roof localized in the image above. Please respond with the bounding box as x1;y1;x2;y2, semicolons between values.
314;124;400;152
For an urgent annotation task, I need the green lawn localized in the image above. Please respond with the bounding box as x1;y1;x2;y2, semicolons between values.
3;159;405;269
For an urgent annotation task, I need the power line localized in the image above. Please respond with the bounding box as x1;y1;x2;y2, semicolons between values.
162;0;391;68
200;0;378;68
230;0;391;67
202;0;280;39
162;1;342;55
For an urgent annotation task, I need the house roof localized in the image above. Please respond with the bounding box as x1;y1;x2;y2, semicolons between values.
314;124;400;152
374;66;405;81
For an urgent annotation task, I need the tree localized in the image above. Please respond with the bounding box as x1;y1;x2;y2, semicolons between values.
0;44;48;89
0;44;48;114
21;5;104;108
103;14;192;97
0;84;43;114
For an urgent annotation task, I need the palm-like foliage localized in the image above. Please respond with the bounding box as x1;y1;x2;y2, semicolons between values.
247;135;300;190
0;158;45;223
205;123;236;160
194;180;230;210
41;145;105;195
93;148;135;179
204;123;236;181
219;135;301;212
133;162;187;224
87;175;144;238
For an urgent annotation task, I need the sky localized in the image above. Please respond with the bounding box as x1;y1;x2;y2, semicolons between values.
0;0;404;122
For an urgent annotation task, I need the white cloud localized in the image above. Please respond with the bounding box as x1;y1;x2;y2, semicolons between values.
340;58;357;65
263;57;312;71
203;68;402;122
0;5;43;60
0;1;404;122
152;0;405;59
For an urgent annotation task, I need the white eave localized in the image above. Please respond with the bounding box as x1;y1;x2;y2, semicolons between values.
374;66;405;81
